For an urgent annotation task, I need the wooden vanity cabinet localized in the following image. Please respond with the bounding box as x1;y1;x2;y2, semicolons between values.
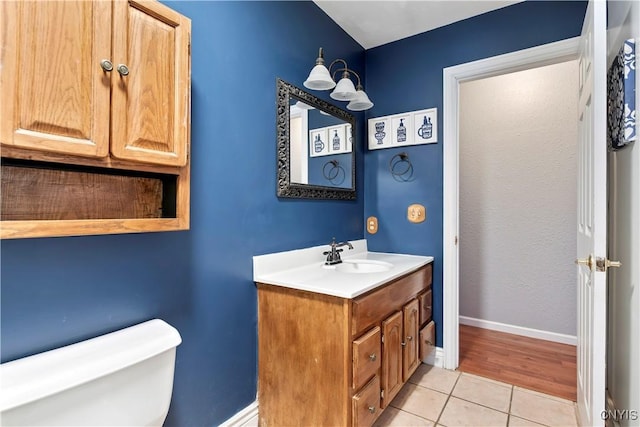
0;0;191;239
257;263;434;426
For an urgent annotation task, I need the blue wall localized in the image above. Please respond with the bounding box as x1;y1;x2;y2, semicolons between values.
1;1;590;425
0;2;364;426
363;1;588;347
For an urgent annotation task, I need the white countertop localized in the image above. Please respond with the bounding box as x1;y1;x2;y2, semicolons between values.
253;240;433;299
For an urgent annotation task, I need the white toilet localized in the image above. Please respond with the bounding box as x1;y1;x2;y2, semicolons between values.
0;319;182;426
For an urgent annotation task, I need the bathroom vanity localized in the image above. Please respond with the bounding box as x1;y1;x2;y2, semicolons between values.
254;241;435;426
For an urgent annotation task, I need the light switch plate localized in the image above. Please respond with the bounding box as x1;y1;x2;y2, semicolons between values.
407;204;426;223
367;216;378;234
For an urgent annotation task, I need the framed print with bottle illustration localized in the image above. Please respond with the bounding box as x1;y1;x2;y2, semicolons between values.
392;114;413;145
328;125;347;154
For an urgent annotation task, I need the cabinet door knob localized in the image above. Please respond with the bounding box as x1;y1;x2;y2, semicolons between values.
406;335;413;341
401;341;406;347
368;405;376;414
100;59;113;72
117;64;130;76
369;353;376;362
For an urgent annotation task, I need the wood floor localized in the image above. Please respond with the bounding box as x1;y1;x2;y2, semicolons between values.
458;324;577;401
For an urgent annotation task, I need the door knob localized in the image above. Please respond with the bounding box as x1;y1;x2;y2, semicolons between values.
575;254;594;271
606;260;622;268
596;257;622;272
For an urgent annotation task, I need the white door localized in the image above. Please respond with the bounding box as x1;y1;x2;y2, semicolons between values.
576;0;607;425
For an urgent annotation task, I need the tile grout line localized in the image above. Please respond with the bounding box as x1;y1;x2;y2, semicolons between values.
433;371;463;426
506;384;514;427
381;367;578;427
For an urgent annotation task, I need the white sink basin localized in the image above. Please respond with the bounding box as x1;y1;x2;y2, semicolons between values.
334;259;393;274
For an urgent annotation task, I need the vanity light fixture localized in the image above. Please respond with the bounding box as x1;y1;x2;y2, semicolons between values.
303;48;374;111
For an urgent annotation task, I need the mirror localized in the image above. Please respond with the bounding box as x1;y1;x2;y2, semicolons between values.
276;78;356;200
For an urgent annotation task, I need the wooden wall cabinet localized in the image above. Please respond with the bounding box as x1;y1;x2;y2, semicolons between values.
0;0;191;239
257;263;434;426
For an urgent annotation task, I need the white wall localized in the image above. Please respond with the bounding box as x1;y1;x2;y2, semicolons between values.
607;1;640;423
459;61;578;337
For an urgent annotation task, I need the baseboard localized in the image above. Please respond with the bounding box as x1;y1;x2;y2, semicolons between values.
220;400;259;427
459;316;577;346
422;346;445;368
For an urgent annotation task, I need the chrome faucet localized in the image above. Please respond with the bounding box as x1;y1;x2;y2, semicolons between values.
323;237;354;265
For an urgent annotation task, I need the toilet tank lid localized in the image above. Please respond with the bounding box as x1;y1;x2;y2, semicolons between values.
0;319;182;412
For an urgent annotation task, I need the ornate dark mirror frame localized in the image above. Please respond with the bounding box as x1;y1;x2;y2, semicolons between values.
276;78;356;200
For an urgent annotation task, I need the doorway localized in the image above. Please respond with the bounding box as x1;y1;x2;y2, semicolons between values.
442;37;581;377
455;61;578;401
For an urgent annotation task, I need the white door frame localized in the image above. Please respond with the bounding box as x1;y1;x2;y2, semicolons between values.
442;37;581;370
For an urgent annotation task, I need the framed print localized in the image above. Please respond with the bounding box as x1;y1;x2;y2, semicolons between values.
345;124;353;152
328;125;347;154
391;114;413;145
412;108;437;144
368;118;391;150
309;128;329;157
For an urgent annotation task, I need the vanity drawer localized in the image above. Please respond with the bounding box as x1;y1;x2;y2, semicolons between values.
353;326;381;390
419;321;436;362
352;264;432;338
418;288;432;325
352;375;381;427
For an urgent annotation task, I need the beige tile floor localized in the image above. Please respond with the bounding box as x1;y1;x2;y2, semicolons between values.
373;365;578;427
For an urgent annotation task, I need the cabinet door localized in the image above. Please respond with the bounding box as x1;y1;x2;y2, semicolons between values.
381;311;403;408
0;1;111;157
403;299;420;381
110;0;191;167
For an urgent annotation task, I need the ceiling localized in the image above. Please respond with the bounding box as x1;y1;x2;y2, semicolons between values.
312;1;524;50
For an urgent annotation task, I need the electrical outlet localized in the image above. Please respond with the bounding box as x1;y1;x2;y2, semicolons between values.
407;204;426;223
367;216;378;234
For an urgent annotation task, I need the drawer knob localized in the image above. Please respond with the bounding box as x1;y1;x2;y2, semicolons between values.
368;405;376;414
100;59;113;72
369;353;377;362
117;64;130;76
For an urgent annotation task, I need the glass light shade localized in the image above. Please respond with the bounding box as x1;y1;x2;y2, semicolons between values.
304;64;336;90
347;90;374;111
294;101;315;110
330;77;357;101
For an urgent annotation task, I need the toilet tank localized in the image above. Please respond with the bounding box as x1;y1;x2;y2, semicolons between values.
0;319;182;426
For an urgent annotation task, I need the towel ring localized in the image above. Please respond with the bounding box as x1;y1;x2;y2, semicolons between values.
389;152;413;181
323;160;346;185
